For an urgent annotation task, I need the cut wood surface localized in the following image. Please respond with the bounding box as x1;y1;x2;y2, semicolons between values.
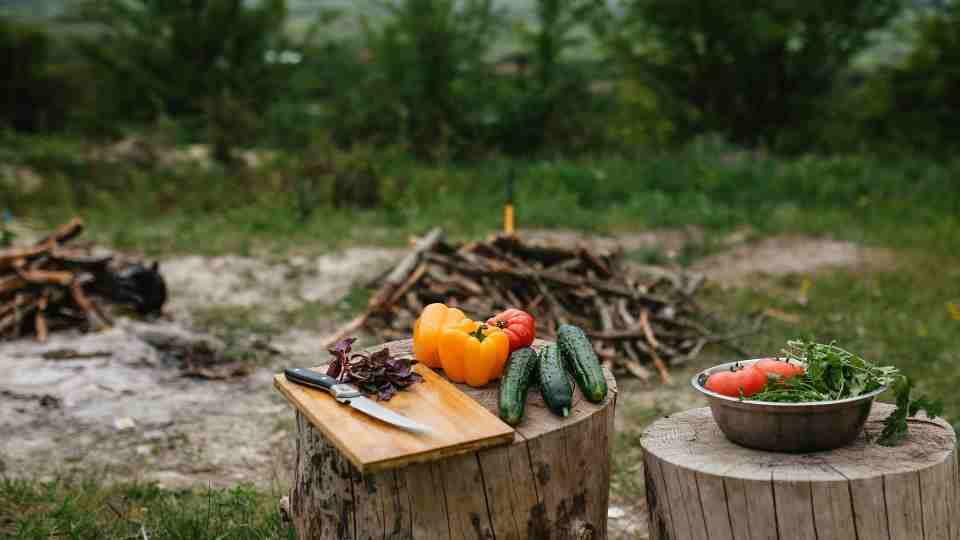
286;338;619;540
642;404;958;540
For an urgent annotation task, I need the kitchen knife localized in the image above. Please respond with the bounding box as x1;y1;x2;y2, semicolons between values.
283;367;432;434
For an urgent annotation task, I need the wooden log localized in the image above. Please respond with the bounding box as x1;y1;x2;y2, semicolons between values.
367;228;444;311
288;338;618;540
641;404;957;540
36;216;84;247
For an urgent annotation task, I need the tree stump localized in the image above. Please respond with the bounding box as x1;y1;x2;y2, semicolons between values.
641;404;958;540
288;338;618;540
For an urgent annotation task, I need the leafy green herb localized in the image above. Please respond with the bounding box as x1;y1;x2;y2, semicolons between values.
878;376;944;446
748;338;943;446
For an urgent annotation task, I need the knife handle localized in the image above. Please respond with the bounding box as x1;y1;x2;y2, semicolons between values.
284;368;363;402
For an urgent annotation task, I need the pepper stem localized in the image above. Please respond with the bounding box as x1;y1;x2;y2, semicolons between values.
469;324;488;342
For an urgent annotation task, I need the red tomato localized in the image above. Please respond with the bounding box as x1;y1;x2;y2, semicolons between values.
705;364;767;398
754;358;805;380
485;309;535;352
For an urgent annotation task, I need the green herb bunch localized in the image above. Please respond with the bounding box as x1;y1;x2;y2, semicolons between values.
748;339;943;446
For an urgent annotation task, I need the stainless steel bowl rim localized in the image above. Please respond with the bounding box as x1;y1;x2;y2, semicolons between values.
691;358;889;407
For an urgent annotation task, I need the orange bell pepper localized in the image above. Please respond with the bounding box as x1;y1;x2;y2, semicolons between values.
438;320;510;387
413;303;467;368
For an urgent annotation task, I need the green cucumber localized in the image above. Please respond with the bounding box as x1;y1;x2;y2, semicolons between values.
498;347;539;425
538;344;573;417
557;324;608;403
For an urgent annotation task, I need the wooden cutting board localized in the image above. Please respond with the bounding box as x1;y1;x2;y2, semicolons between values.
273;362;515;473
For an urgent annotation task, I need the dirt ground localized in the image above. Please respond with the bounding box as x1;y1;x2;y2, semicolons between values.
0;228;889;537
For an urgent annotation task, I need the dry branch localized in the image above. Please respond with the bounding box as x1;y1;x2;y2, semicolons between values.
321;229;443;348
368;228;444;311
640;310;671;384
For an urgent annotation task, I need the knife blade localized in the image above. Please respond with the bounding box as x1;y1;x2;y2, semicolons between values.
283;367;431;434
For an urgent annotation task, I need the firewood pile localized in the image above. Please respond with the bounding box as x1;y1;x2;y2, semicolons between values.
0;218;167;343
325;228;733;383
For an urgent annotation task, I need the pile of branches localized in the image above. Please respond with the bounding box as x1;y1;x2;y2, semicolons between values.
0;218;167;342
326;228;735;383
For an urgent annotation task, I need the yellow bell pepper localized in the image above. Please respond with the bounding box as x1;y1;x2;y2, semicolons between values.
438;320;510;387
413;303;467;368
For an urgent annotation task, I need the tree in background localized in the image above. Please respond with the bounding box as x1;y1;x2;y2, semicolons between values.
597;0;902;150
866;2;960;154
0;18;84;132
75;0;289;162
334;0;501;160
497;0;606;155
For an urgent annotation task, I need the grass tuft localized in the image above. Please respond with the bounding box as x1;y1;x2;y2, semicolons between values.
0;476;294;540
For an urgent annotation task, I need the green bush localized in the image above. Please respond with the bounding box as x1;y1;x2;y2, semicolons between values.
329;0;503;160
74;0;291;161
853;4;960;156
490;0;627;156
0;18;88;132
596;0;902;151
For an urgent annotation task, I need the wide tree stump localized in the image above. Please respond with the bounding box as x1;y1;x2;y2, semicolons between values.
641;404;958;540
288;339;618;540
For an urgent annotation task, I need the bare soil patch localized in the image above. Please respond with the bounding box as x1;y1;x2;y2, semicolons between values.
693;235;895;288
522;227;700;255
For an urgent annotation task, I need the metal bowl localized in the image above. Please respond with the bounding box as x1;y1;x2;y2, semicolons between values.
691;359;888;452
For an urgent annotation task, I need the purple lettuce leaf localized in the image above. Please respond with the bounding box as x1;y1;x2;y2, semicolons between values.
378;383;398;401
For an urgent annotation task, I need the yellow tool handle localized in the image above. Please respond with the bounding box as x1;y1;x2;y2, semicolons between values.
504;168;516;235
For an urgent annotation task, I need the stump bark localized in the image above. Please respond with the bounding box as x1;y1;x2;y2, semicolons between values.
289;339;618;540
641;404;958;540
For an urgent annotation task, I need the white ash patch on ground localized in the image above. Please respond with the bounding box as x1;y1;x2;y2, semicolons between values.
0;320;294;489
161;247;402;320
161;255;296;314
298;247;401;303
693;235;895;288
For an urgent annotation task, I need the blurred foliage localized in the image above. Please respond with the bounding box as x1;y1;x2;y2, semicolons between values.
4;131;958;258
73;0;291;161
3;0;960;159
845;3;960;156
593;0;902;151
275;137;404;222
325;0;503;160
0;18;90;132
494;0;607;155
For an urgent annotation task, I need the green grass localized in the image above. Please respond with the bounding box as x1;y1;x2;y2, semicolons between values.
0;476;294;540
4;135;959;257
